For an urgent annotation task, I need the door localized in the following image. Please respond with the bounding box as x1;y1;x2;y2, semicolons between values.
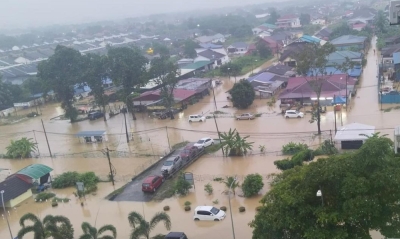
341;140;363;149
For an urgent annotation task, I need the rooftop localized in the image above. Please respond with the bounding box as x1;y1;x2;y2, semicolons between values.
16;164;53;180
0;175;32;202
330;35;367;45
180;61;212;70
75;131;106;137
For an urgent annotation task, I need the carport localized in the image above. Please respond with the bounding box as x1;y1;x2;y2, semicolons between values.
16;163;53;185
334;123;375;149
76;130;108;143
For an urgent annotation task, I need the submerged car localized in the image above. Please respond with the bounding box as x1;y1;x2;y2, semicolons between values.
193;206;226;221
142;175;164;192
193;137;214;149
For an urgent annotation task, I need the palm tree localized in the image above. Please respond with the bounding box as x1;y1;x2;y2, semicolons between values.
79;222;117;239
17;213;74;239
219;129;253;156
6;137;38;159
128;211;171;239
222;176;240;195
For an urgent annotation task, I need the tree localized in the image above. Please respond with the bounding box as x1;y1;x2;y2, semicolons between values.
299;13;311;26
152;42;170;57
81;53;109;121
250;135;400;239
230;80;255;109
17;213;74;239
149;56;180;119
302;24;322;35
374;10;388;35
79;222;117;239
230;25;253;38
221;176;240;195
219;128;254;156
128;211;171;239
0;77;12;108
22;77;46;96
6;137;38;159
183;39;199;58
266;8;280;24
37;45;83;122
255;39;272;58
108;47;148;120
295;43;336;134
242;173;264;197
174;174;192;196
220;62;242;79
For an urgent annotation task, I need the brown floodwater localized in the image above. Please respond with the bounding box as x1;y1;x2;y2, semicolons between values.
0;37;393;238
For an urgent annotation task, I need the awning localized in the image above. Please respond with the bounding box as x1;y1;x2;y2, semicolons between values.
16;164;53;180
75;131;106;137
334;123;375;141
333;96;346;104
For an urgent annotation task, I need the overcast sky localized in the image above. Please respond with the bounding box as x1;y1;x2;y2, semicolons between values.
1;0;272;30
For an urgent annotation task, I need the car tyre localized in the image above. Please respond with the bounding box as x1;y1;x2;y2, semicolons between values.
194;218;200;221
189;120;192;122
286;116;289;118
297;116;301;118
211;142;214;145
214;219;220;221
199;119;202;122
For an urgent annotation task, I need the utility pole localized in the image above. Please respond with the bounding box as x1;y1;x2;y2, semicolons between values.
211;81;224;156
165;127;171;151
1;190;13;239
345;73;348;111
334;95;337;134
104;148;115;186
123;110;130;143
41;119;52;158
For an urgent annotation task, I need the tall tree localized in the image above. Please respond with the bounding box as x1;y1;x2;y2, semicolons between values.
0;76;12;108
37;45;83;122
128;211;171;239
79;222;117;239
108;47;148;120
81;53;109;121
250;134;400;239
219;128;254;156
255;39;273;58
266;8;280;24
17;213;74;239
230;80;255;109
295;43;336;134
149;56;180;119
6;137;38;159
22;77;46;96
299;13;311;26
183;39;199;58
221;176;240;195
374;10;388;35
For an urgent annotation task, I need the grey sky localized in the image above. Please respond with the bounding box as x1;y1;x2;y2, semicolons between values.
1;0;272;30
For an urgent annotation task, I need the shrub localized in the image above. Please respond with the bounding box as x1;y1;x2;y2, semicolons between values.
239;206;246;212
174;175;192;196
204;183;213;195
51;201;58;207
256;206;262;212
314;140;338;156
274;158;298;170
282;142;308;155
163;206;170;211
241;174;264;197
52;171;99;192
184;206;191;211
213;177;223;182
274;149;314;170
27;112;39;117
35;192;55;202
212;199;219;205
184;201;191;206
220;206;227;211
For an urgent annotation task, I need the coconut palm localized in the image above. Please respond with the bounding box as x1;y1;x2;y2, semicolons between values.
128;211;171;239
6;137;38;159
219;129;253;156
79;222;117;239
17;213;74;239
222;176;240;195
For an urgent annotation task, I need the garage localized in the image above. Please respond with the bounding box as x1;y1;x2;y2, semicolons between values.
334;123;375;150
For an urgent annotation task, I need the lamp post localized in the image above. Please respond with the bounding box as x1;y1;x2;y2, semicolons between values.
228;176;237;239
1;190;14;239
228;67;231;80
316;188;324;206
252;59;258;75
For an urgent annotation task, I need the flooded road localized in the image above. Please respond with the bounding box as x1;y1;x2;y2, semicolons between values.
0;37;394;239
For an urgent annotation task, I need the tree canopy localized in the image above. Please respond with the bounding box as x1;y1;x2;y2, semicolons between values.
230;80;255;109
299;13;311;25
266;8;280;24
250;134;400;239
183;39;199;58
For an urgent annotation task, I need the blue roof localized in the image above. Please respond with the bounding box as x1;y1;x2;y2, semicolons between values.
300;35;321;43
333;95;346;104
394;52;400;65
199;43;223;49
247;72;276;83
308;66;362;78
75;131;106;137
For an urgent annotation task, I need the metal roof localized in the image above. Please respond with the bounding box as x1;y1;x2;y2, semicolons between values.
16;164;53;180
76;131;106;137
394;52;400;65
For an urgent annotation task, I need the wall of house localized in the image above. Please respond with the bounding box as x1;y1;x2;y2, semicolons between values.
291;19;302;28
5;189;32;207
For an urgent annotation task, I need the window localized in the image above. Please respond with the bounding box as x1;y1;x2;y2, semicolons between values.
197;211;211;215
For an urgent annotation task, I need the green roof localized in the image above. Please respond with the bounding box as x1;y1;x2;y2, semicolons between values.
16;164;53;179
261;23;277;29
181;61;212;70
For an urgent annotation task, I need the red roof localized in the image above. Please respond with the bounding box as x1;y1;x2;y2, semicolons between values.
172;89;196;100
134;88;196;102
261;36;277;45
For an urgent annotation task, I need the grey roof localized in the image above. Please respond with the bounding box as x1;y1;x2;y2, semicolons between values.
197;49;225;60
0;175;32;202
330;35;367;45
263;64;294;76
228;42;249;49
315;28;332;38
327;51;363;65
382;43;400;57
23;51;47;60
75;131;106;137
176;78;211;92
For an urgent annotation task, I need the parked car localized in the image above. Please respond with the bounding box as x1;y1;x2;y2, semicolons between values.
193;206;226;221
284;110;304;118
161;155;182;174
236;113;255;120
165;232;188;239
88;111;104;120
188;114;206;122
142;175;164;192
180;143;199;161
194;137;214;149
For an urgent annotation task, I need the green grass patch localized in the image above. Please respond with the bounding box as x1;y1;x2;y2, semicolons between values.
152;177;178;201
239;56;272;75
35;192;55;202
394;106;400;110
205;144;221;154
384;108;392;112
52;197;70;203
172;141;189;150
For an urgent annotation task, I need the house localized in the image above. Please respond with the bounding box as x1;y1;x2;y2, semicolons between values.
311;18;326;25
132;88;197;110
393;52;400;81
199;43;223;49
15;163;53;185
195;33;225;44
346;8;375;25
252;23;277;35
385;36;400;46
315;27;333;40
279;42;309;67
326;51;363;66
334;123;375;149
195;49;229;67
246;44;257;55
298;35;327;46
330;35;367;52
175;78;212;97
307;65;363;78
279;74;357;105
180;61;214;78
270;31;295;46
351;22;367;31
259;37;282;54
262;63;295;77
227;42;249;55
247;72;287;98
381;43;400;70
275;15;301;28
0;175;32;207
74;84;92;98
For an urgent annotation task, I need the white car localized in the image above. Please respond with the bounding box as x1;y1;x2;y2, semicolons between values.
284;110;304;118
194;137;214;149
188;114;206;123
193;206;226;221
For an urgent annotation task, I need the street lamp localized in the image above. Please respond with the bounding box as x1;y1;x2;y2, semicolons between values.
316;189;324;206
1;190;14;239
252;59;258;74
227;67;231;80
228;176;237;239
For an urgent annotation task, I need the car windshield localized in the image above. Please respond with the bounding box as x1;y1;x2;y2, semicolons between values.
210;207;220;215
295;111;299;114
197;140;205;144
163;160;173;166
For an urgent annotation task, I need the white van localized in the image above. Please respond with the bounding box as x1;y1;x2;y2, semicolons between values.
193;206;226;221
284;110;304;118
188;114;206;123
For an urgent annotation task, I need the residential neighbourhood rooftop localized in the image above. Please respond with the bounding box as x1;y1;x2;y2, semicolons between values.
330;35;367;45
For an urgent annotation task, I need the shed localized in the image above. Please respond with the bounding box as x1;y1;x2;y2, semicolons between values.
75;130;108;143
334;123;375;149
16;163;53;185
0;175;33;207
